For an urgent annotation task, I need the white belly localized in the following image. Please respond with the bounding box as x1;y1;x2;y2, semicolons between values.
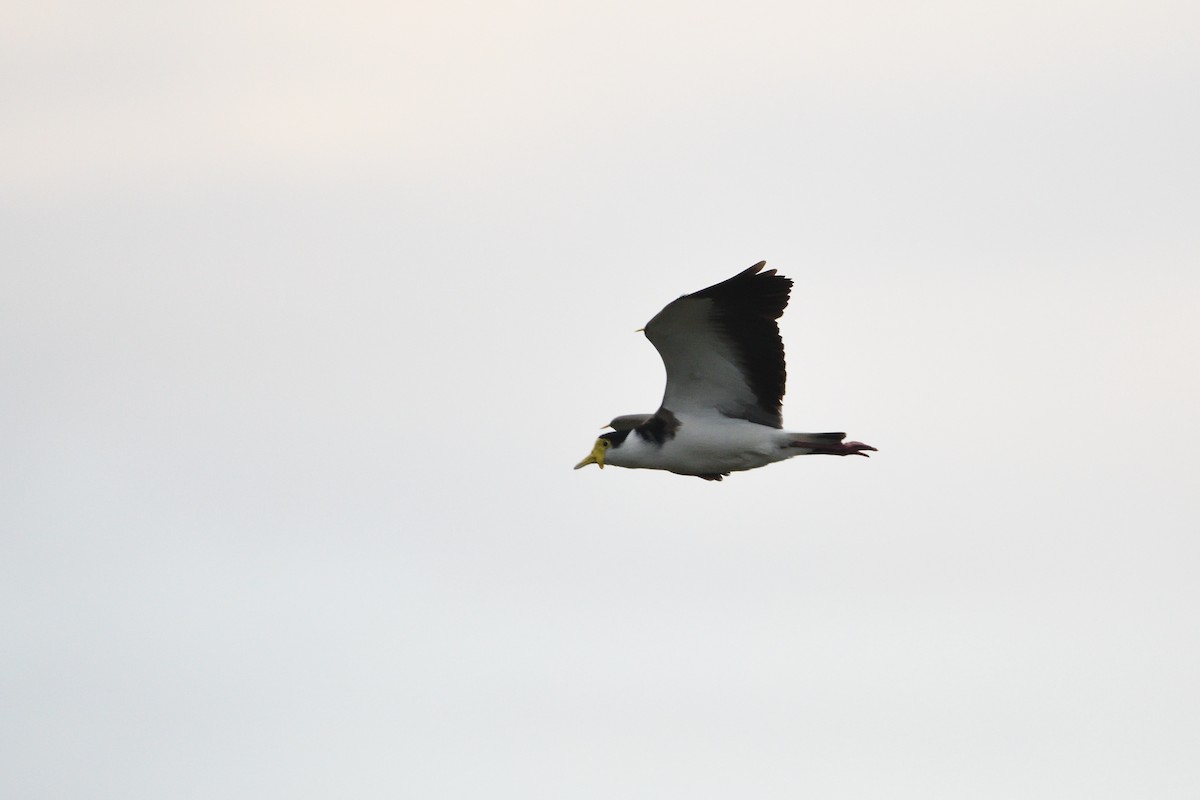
607;414;791;475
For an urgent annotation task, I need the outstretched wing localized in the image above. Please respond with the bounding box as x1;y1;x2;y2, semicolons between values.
643;261;792;428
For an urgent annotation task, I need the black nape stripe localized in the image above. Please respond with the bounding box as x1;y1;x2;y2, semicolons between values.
635;408;681;446
600;428;632;447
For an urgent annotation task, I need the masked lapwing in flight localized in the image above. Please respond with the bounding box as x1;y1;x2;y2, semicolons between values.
574;261;875;481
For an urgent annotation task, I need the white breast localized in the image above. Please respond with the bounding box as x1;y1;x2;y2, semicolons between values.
606;412;791;475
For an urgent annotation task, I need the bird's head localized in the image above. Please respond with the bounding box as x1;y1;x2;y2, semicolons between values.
573;430;628;471
573;436;612;470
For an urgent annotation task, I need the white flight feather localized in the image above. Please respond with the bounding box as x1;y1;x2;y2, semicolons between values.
644;296;762;421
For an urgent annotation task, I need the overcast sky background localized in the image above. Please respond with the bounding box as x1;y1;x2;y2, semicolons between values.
3;1;1199;797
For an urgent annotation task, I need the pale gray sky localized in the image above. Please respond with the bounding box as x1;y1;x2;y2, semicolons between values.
3;1;1199;798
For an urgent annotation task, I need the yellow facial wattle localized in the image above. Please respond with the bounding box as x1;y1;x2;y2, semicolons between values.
573;438;608;470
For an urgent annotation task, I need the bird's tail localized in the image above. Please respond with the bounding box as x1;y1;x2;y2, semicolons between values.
788;433;877;457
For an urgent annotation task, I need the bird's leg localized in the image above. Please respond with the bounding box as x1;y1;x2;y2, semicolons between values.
838;441;877;457
788;437;877;457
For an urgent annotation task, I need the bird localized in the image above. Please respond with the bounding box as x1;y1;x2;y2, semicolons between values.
574;261;875;481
